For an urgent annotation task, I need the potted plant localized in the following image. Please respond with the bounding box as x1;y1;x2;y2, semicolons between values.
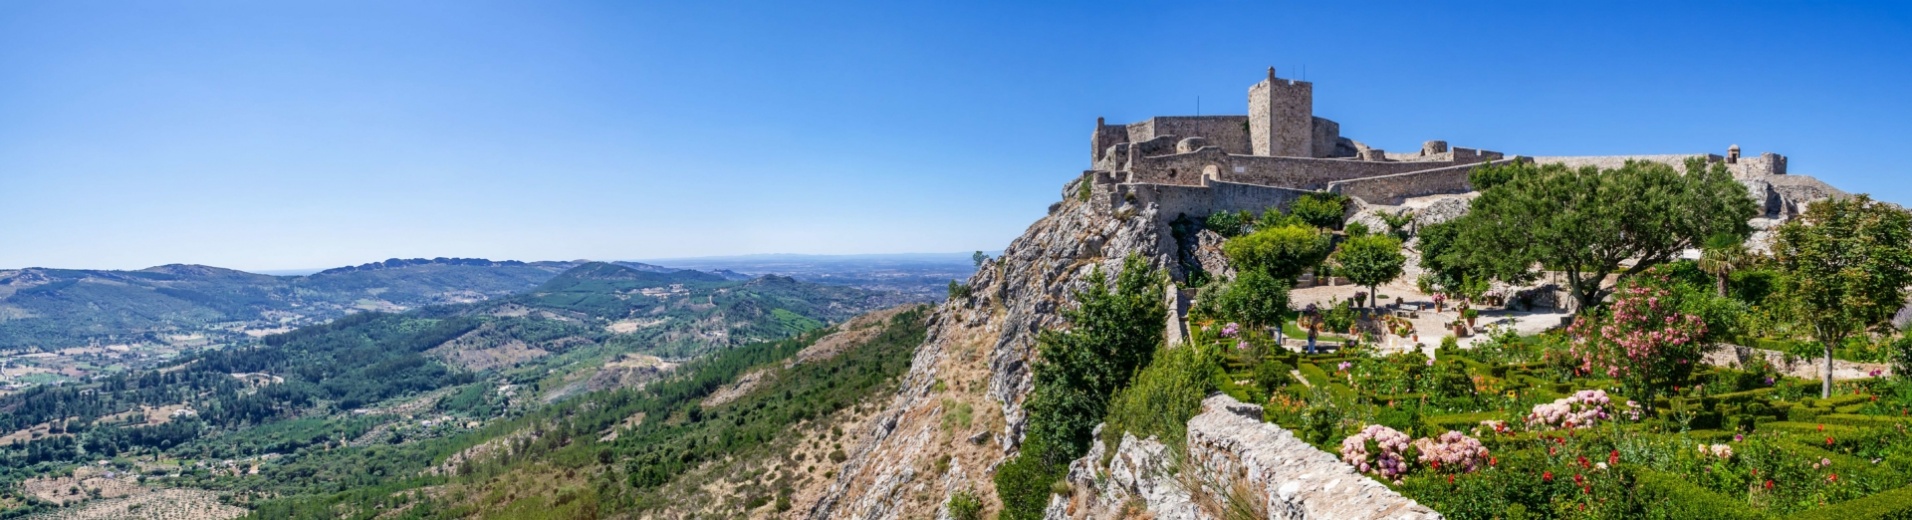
1463;308;1479;328
1452;320;1468;337
1433;293;1447;312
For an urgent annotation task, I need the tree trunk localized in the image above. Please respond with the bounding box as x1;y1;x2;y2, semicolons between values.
1573;287;1601;315
1716;272;1729;299
1823;342;1835;399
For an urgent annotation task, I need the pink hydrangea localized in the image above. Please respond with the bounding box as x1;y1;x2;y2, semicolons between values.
1414;431;1490;474
1341;424;1413;482
1526;390;1611;430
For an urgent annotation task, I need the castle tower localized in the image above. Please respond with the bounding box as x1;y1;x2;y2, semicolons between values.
1248;67;1313;157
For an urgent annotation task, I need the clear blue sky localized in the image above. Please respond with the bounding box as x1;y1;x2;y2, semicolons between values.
4;1;1909;271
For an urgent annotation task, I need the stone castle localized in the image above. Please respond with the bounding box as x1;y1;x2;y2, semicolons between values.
1075;67;1839;223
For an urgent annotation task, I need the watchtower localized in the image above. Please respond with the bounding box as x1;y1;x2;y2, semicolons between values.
1247;67;1314;157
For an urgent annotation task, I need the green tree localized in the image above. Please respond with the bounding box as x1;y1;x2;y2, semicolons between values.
1696;233;1750;298
1443;158;1756;313
1332;234;1407;311
1770;195;1912;398
1210;270;1291;329
1223;225;1332;281
999;254;1165;519
973;251;988;267
1289;193;1348;229
1378;210;1415;242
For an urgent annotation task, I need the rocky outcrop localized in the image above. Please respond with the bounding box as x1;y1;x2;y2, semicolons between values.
1702;344;1891;380
1053;395;1441;520
1180;228;1236;282
808;182;1180;520
1895;295;1912;332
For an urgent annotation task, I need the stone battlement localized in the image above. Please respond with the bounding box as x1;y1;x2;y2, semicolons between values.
1085;68;1802;215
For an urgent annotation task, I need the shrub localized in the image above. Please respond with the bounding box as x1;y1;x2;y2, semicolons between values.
1525;390;1612;430
1341;424;1414;482
1566;283;1707;409
1223;224;1332;281
1251;357;1293;398
1290;192;1347;230
946;489;984;520
947;280;971;300
1413;431;1490;474
1105;345;1219;449
993;438;1066;520
1345;221;1371;237
1205;210;1252;237
1208;270;1291;329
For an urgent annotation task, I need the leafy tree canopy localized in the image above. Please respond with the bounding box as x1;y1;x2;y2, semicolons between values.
1290;192;1349;230
1441;158;1756;313
1333;234;1407;308
1224;224;1333;282
1770;194;1912;397
1210;269;1292;329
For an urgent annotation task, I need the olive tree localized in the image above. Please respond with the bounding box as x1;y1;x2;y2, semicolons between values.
1443;158;1756;313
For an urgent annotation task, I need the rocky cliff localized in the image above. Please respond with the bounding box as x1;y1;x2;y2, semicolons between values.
808;177;1180;519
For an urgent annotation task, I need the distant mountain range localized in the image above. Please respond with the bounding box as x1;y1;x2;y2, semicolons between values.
0;255;965;352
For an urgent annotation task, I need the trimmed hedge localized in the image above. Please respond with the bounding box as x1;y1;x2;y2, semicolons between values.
1786;484;1912;520
1636;469;1773;520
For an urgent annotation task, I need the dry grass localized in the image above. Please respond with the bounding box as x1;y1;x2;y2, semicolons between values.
26;488;244;520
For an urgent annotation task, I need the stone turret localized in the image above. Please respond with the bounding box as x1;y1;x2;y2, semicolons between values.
1248;67;1314;157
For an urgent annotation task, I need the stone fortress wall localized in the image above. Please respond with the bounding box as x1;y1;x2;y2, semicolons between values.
1085;67;1824;223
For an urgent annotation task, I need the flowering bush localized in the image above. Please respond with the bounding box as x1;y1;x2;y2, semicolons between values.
1414;431;1490;473
1697;443;1734;460
1341;424;1414;482
1566;283;1707;410
1526;390;1611;429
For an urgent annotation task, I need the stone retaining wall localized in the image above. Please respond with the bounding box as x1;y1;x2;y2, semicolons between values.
1054;395;1442;520
1327;159;1517;205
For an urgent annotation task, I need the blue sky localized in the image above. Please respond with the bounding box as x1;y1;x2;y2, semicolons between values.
3;1;1909;271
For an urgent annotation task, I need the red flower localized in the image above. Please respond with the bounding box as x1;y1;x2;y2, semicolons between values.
1829;473;1839;483
1608;449;1620;466
1543;471;1554;482
1764;480;1774;490
1447;474;1455;485
1751;468;1759;476
1490;456;1498;467
1549;446;1557;456
1578;455;1590;469
1573;473;1585;485
1818;424;1825;431
1827;436;1836;447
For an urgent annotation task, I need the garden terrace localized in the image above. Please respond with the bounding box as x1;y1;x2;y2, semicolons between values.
1181;322;1912;519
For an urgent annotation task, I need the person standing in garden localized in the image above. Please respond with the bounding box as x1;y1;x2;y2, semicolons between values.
1307;319;1319;355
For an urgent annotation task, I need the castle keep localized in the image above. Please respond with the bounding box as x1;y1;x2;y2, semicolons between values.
1076;67;1832;221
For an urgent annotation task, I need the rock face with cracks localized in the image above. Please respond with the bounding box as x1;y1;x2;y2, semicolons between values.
807;182;1179;520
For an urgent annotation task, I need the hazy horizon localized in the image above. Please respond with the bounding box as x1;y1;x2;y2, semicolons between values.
7;1;1911;270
